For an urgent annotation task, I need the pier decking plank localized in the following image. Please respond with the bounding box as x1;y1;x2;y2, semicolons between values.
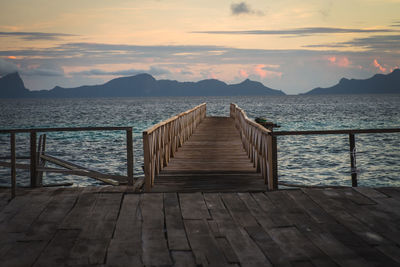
153;117;266;192
0;187;399;266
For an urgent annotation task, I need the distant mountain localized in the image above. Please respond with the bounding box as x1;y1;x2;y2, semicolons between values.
0;73;285;98
0;72;31;98
305;69;400;95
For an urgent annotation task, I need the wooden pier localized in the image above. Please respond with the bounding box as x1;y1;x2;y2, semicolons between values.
1;103;400;266
152;117;266;192
1;186;400;266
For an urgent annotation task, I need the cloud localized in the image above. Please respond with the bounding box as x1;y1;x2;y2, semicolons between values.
305;34;400;52
254;64;282;79
326;56;351;67
70;66;171;76
0;58;19;76
193;27;394;36
230;2;264;16
391;21;400;27
373;59;387;72
0;31;76;41
239;69;248;78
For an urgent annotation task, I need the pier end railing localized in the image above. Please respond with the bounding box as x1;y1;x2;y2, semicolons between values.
230;103;277;190
143;103;207;191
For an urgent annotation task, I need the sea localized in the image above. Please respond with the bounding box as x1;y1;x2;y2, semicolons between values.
1;95;399;187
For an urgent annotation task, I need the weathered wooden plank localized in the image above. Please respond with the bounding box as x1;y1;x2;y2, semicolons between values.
179;192;210;219
24;188;80;241
59;188;100;229
141;193;172;266
171;251;197;267
251;192;291;227
112;194;141;240
268;226;336;266
164;193;190;250
68;238;109;265
184;219;228;266
221;193;259;228
204;193;272;266
0;189;54;233
245;225;292;267
1;240;48;267
106;194;142;266
34;229;80;267
286;189;335;224
106;239;143;267
79;193;122;239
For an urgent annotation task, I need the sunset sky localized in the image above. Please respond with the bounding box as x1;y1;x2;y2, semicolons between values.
0;0;399;94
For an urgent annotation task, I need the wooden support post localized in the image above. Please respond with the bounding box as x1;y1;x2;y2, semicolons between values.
10;133;16;199
36;134;45;185
126;128;134;185
30;131;39;187
349;133;358;187
271;134;278;190
143;132;152;192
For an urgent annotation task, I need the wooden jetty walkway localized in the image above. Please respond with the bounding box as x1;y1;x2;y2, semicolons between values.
1;186;400;266
143;103;276;192
152;117;266;192
1;103;400;266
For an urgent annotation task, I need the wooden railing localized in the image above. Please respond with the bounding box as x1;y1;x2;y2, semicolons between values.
274;129;400;188
0;126;134;198
143;103;207;191
230;103;277;190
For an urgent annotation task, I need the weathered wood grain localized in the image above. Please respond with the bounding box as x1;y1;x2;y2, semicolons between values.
0;187;399;266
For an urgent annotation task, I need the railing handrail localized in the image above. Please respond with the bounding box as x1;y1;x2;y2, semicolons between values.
230;103;277;190
144;103;206;135
0;126;131;134
274;128;400;135
143;103;207;191
1;126;134;198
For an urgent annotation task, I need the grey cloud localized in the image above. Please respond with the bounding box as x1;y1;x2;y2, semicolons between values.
230;2;264;16
193;27;394;36
391;21;400;27
0;58;18;76
304;35;400;52
71;66;171;76
21;68;64;77
0;31;76;41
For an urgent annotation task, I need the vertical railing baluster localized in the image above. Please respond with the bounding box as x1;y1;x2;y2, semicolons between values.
126;128;134;186
349;133;358;187
10;132;16;199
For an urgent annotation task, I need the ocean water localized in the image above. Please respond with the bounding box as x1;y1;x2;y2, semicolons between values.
0;95;399;187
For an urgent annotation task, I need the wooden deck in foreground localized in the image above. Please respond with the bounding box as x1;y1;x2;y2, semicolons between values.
1;186;400;266
153;117;266;192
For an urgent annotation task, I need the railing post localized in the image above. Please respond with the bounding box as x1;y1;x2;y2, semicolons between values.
126;128;134;185
30;131;39;187
10;133;16;199
143;131;152;192
349;133;358;187
271;134;278;190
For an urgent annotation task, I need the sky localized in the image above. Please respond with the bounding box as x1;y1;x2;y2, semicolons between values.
0;0;399;94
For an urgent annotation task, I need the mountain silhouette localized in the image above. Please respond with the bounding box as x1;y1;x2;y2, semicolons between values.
0;73;285;98
305;69;400;94
0;72;31;98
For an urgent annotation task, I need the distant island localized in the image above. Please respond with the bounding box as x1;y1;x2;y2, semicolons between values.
0;72;285;98
305;68;400;95
1;69;399;98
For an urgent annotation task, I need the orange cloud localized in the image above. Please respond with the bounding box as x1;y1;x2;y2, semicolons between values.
328;56;336;63
255;64;267;78
239;69;248;78
7;56;17;59
254;64;282;79
373;59;387;72
327;56;350;67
